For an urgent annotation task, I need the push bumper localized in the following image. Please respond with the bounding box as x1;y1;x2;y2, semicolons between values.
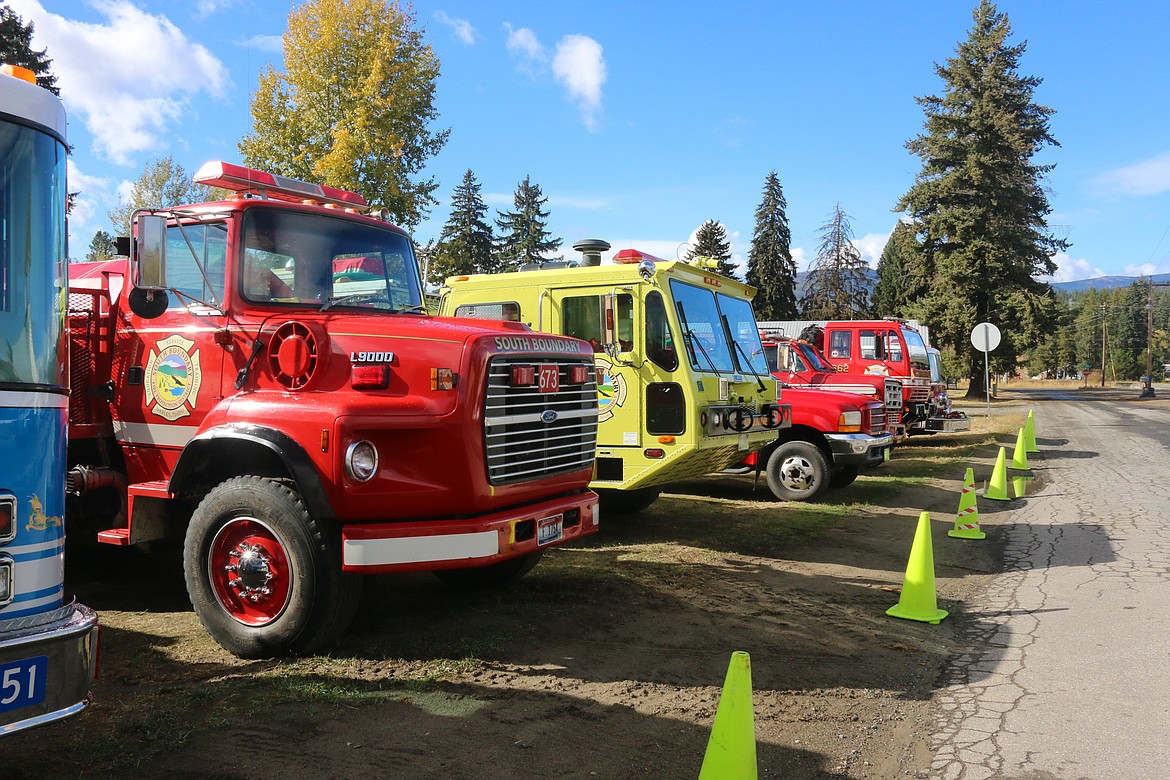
0;601;99;736
340;491;599;574
825;432;894;467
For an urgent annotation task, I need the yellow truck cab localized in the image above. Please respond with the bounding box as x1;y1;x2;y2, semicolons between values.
439;240;790;512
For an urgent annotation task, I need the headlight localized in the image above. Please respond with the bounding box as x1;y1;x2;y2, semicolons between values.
345;440;379;482
838;410;862;432
0;555;13;606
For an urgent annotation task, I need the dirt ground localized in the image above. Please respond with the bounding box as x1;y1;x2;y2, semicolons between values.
2;404;1039;779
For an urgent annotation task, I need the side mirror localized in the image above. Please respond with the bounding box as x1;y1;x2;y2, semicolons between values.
135;214;168;289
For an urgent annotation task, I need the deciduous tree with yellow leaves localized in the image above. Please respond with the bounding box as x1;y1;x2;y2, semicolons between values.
239;0;449;230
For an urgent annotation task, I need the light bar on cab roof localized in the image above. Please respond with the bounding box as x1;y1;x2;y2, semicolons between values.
613;248;669;264
193;161;367;209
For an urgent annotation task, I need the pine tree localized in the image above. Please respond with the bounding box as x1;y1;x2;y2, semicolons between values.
494;175;561;269
896;1;1066;398
0;5;59;94
744;172;797;319
799;204;871;319
85;230;118;263
427;169;494;285
685;220;736;278
872;220;922;317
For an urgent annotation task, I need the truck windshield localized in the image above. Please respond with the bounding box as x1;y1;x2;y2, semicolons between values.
0;118;66;387
796;341;834;372
715;292;769;375
240;208;423;312
904;329;930;370
670;280;735;373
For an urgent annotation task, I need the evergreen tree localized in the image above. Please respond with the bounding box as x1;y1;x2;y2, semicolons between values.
744;172;797;319
685;220;736;278
871;220;922;317
896;1;1065;399
494;175;561;269
85;230;118;263
799;204;871;319
106;156;214;237
0;5;59;94
427;169;494;285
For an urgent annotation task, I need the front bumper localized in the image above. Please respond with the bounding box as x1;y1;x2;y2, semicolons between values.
825;431;895;466
0;601;99;736
925;414;971;433
340;490;599;574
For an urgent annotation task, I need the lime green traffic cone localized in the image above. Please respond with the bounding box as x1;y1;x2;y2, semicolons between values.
948;468;986;540
1024;409;1039;453
984;447;1010;501
699;651;757;779
1009;428;1030;470
886;511;948;625
1013;475;1028;498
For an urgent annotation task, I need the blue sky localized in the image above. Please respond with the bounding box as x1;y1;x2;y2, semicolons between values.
11;0;1170;282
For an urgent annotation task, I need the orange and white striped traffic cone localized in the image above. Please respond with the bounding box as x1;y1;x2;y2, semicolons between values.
948;467;986;540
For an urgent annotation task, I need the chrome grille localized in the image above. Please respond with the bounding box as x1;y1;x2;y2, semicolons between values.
484;356;599;485
866;402;887;435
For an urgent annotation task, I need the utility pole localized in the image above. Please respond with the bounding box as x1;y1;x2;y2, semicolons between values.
1146;281;1170;398
1101;303;1107;388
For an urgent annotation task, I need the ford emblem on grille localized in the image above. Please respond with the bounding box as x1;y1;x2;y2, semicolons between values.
541;410;558;424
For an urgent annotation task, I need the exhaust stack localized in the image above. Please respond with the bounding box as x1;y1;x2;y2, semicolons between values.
572;239;611;267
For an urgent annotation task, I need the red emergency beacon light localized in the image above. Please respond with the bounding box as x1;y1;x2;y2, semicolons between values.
612;248;669;264
193;160;367;209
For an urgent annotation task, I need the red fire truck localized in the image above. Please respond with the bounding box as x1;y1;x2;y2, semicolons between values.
66;162;600;658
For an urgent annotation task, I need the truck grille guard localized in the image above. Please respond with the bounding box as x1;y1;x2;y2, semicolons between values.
484;356;600;485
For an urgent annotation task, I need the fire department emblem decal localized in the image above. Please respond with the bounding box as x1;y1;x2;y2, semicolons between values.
596;357;627;423
145;335;203;421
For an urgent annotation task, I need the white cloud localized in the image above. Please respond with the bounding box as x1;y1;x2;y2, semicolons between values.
853;231;891;268
504;23;545;68
548;194;608;210
10;0;230;165
791;246;810;273
1039;252;1107;283
435;11;476;45
238;34;283;53
552;35;605;132
1094;152;1170;197
195;0;237;19
1124;260;1170;277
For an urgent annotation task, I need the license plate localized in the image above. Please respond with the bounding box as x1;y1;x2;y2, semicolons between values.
537;514;564;545
0;656;47;714
538;365;560;394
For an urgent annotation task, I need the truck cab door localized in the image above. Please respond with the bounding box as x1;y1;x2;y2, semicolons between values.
553;289;640;450
113;221;228;482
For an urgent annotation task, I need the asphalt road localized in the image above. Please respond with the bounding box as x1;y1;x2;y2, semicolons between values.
928;388;1170;779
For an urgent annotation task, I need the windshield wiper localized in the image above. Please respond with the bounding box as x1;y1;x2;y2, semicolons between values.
320;292;390;312
676;302;724;378
722;315;767;393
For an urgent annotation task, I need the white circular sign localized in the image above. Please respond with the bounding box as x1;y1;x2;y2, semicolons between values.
970;322;1001;353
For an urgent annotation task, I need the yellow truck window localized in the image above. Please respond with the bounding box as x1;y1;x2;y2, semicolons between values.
645;291;677;370
453;302;520;321
563;294;632;352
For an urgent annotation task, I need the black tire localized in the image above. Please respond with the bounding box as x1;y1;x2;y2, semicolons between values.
595;486;662;514
829;464;860;489
433;551;544;588
183;476;363;659
765;440;831;501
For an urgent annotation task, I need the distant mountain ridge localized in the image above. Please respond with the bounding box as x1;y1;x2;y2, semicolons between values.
1049;272;1170;292
787;270;1168;297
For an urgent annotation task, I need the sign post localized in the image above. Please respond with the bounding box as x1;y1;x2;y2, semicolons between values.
970;322;1002;418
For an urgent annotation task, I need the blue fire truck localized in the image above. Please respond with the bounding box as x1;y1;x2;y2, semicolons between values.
0;63;98;735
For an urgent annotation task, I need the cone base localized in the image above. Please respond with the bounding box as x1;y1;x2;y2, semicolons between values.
980;489;1011;501
1008;464;1030;471
948;528;986;540
886;604;948;624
